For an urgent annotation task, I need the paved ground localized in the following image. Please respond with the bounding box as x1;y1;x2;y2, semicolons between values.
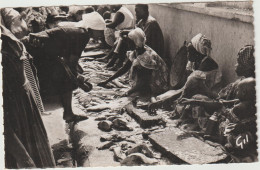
41;47;227;167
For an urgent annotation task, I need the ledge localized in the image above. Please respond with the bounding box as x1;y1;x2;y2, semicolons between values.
157;3;253;24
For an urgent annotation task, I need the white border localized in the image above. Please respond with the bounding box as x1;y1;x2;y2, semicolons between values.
0;0;259;170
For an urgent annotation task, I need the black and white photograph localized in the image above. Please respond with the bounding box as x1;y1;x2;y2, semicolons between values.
0;0;259;169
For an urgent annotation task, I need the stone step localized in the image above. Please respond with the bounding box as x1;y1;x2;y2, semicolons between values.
148;128;228;164
125;103;164;128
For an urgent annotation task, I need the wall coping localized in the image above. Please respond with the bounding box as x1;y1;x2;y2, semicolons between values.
158;3;254;24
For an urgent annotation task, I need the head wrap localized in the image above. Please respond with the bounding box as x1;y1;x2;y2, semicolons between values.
128;28;146;48
237;45;255;70
80;11;105;30
191;33;212;56
0;8;20;29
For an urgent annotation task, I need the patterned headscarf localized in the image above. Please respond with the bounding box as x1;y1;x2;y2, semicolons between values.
237;45;255;70
128;28;146;48
191;33;212;56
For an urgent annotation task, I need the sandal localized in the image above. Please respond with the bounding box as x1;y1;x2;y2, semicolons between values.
65;115;89;123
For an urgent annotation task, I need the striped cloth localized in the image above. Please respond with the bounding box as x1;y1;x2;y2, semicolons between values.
23;57;45;113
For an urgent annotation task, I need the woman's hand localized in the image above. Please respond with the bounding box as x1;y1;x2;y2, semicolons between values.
179;98;199;105
224;123;237;135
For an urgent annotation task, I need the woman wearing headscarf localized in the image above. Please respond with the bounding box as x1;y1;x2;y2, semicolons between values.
181;33;221;99
180;45;255;116
147;33;221;130
180;46;257;162
1;8;55;168
22;11;106;123
98;28;169;98
218;45;255;101
151;33;221;103
177;45;254;129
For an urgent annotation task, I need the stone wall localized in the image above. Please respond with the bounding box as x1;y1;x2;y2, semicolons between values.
125;2;254;85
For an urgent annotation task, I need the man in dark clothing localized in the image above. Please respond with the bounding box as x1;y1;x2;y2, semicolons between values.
135;4;165;59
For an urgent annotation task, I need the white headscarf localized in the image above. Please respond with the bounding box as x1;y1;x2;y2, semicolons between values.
80;11;106;30
191;33;212;56
128;28;146;48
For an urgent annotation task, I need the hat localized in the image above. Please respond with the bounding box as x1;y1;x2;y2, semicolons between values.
81;11;105;30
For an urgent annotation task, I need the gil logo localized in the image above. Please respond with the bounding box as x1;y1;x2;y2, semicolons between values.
235;132;252;149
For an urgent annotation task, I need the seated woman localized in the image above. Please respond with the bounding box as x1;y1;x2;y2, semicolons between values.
218;45;255;101
98;28;169;99
22;12;106;123
179;45;255;121
181;77;257;162
149;33;221;111
179;45;255;138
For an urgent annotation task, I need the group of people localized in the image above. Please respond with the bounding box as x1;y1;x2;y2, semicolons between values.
1;4;257;168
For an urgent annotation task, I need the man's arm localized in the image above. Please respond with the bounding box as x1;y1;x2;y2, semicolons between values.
106;12;124;29
181;98;223;111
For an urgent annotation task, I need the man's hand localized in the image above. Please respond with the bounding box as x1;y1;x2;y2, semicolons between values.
29;33;48;48
97;81;108;88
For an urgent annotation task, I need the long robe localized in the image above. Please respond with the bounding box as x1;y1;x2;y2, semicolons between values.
1;25;56;168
